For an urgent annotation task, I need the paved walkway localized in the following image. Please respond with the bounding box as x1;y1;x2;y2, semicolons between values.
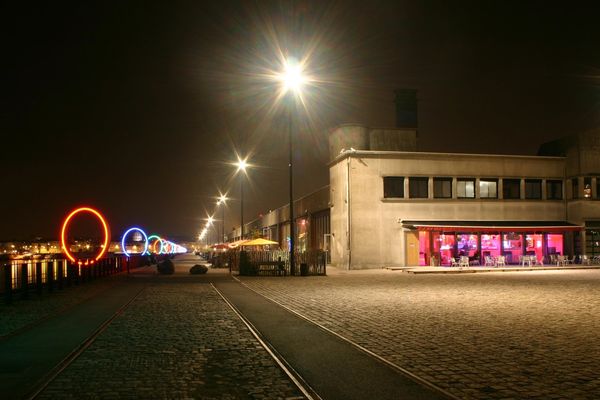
240;267;600;400
36;257;304;399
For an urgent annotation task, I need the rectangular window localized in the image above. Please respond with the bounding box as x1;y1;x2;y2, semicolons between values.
457;178;475;198
383;177;404;198
546;180;563;200
409;177;428;198
584;177;592;198
572;178;579;199
433;177;452;198
503;179;520;199
525;179;542;199
479;179;498;199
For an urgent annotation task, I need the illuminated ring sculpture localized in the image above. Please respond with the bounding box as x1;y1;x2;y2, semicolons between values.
61;207;110;265
121;227;149;257
148;235;164;254
164;240;174;254
159;239;169;254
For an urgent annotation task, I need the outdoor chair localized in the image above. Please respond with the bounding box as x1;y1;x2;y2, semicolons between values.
450;258;459;267
496;255;506;267
580;255;591;265
556;255;566;266
484;256;495;267
459;256;470;268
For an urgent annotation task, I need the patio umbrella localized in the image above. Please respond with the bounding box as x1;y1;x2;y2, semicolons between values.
241;238;279;246
228;239;249;248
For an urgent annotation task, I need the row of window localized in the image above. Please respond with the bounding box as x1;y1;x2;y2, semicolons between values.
383;177;564;200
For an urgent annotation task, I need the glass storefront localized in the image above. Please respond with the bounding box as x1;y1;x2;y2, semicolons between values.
432;232;455;265
481;234;501;258
525;234;544;260
417;230;566;266
456;234;478;258
502;233;522;264
419;231;429;266
546;234;563;256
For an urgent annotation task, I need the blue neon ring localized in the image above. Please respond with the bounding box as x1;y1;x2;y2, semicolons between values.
121;227;149;257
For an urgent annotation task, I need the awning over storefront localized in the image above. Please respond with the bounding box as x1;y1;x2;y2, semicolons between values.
401;220;583;233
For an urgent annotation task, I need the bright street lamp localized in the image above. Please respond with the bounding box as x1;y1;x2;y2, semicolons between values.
216;194;227;243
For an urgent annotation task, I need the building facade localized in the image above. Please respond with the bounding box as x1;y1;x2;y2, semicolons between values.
328;125;600;269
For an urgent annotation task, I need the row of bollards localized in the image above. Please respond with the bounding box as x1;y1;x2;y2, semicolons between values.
1;256;133;305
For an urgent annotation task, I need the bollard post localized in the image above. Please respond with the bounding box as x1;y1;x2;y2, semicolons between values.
36;262;43;295
73;263;81;285
4;262;12;304
21;262;29;299
67;262;74;286
57;261;64;290
47;260;54;293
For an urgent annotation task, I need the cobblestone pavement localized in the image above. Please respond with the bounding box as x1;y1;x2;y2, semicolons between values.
240;269;600;400
39;282;304;400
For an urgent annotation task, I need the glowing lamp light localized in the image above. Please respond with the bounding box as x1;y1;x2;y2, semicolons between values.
121;227;148;257
60;207;110;265
236;158;248;172
278;58;306;94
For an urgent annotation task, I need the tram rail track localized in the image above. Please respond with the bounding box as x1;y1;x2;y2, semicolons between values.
231;276;459;400
24;285;148;400
212;283;320;400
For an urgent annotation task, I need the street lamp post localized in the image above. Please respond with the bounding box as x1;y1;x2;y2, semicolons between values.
288;100;295;275
236;159;248;241
217;194;227;243
279;57;305;276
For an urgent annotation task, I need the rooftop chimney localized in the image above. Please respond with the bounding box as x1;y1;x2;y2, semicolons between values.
394;89;418;131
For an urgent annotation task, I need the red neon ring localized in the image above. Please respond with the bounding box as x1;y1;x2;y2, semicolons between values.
60;207;110;264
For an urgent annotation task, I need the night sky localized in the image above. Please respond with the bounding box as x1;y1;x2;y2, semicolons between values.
3;1;600;241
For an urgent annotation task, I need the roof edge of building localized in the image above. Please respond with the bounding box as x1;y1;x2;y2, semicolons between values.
328;149;565;166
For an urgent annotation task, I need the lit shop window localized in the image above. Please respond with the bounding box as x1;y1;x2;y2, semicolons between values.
525;234;543;261
456;233;478;257
481;234;501;258
502;232;522;264
546;234;563;256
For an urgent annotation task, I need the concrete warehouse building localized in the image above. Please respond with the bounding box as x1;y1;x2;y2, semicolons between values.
242;90;600;269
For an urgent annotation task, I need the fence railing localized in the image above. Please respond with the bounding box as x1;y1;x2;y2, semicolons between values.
0;254;149;304
227;250;327;276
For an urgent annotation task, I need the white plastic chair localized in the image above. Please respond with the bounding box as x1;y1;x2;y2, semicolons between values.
459;256;470;268
496;255;506;267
